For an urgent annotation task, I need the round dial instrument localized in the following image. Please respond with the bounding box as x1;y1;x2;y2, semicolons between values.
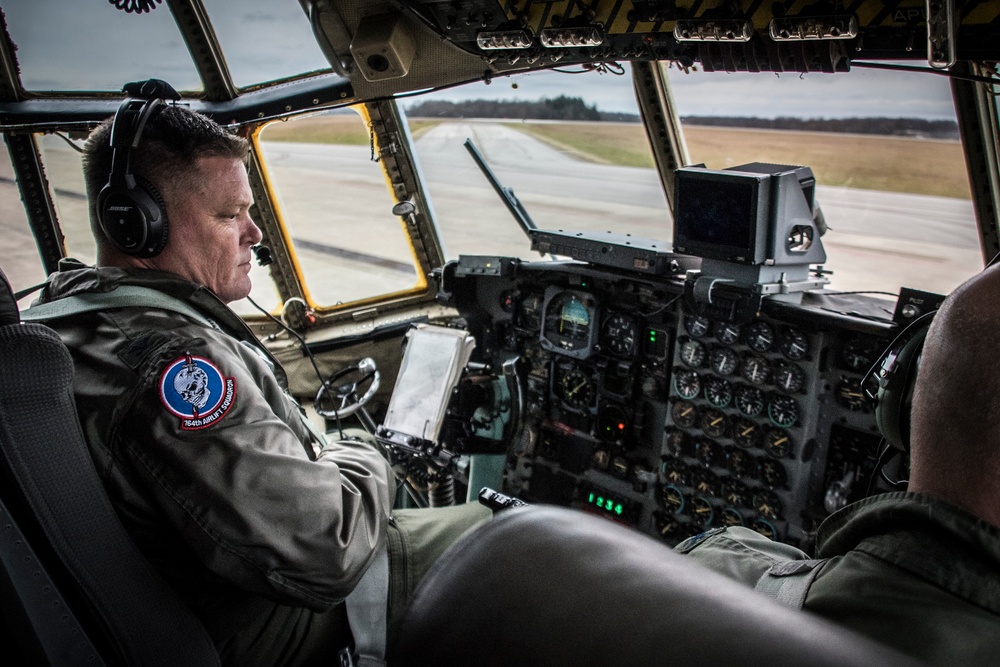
542;291;596;354
721;478;752;507
602;313;637;356
661;457;689;486
745;321;776;353
767;395;799;429
753;489;783;520
558;367;594;409
694;437;725;468
741;354;770;385
772;360;805;394
726;446;757;478
763;427;794;459
722;507;746;527
759;459;788;488
660;484;686;514
714;321;741;346
752;518;778;540
690;495;715;527
730;416;762;449
709;347;740;376
703;376;733;408
518;293;543;330
679;339;706;367
684;314;711;338
735;385;766;417
836;377;869;411
689;467;720;496
700;408;728;439
672;369;701;400
841;337;881;372
671;400;699;429
664;428;688;457
779;328;810;360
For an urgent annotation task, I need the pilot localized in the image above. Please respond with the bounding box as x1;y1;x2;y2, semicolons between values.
35;100;489;665
676;265;1000;665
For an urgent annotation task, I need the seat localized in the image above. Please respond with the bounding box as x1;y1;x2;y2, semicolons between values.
392;504;928;667
0;267;219;666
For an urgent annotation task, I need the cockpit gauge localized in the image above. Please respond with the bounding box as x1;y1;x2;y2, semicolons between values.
660;484;686;514
703;377;733;408
836;377;870;411
722;507;746;527
779;328;810;361
694;437;725;468
657;512;686;540
714;321;742;346
753;489;783;520
767;395;799;429
602;313;637;356
726;446;757;478
759;459;788;488
689;467;720;496
709;347;740;376
540;289;598;359
672;369;701;400
591;448;612;471
684;314;711;339
752;518;778;540
679;339;706;367
735;386;766;417
518;293;543;331
744;321;776;353
741;355;770;385
557;367;595;409
772;360;805;394
664;428;688;458
597;404;629;441
671;400;699;429
841;337;882;372
763;427;794;459
700;408;728;439
730;416;761;450
721;477;751;507
690;495;715;527
661;457;689;486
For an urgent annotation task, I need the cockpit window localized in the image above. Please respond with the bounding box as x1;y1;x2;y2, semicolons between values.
254;109;424;310
0;143;43;297
666;63;979;296
2;0;202;93
200;0;334;89
404;68;669;262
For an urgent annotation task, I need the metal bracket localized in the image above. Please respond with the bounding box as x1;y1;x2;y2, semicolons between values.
927;0;956;70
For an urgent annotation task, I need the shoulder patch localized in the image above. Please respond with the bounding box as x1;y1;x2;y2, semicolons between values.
159;353;236;430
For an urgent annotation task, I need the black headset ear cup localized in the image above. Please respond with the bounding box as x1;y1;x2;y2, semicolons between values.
97;176;169;258
874;325;929;452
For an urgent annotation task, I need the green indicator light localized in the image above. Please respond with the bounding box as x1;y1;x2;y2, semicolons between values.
605;499;614;511
615;504;624;515
588;492;596;504
596;496;604;507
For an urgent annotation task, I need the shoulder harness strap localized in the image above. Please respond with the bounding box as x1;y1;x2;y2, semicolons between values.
22;285;216;329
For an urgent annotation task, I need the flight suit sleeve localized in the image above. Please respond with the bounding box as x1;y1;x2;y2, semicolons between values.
675;526;811;587
112;334;394;611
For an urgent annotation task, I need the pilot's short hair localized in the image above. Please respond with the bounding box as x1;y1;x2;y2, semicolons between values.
82;104;250;249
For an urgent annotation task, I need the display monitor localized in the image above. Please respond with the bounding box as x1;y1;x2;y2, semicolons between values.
673;168;771;265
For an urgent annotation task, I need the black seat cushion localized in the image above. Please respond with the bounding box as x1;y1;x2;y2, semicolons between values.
393;505;926;667
0;267;19;326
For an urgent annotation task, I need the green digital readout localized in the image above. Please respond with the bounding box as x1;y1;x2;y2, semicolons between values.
587;491;625;516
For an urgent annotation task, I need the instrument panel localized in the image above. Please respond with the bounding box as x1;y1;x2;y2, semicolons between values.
447;257;896;551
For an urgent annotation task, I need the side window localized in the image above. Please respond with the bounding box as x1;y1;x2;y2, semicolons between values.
36;133;96;266
0;141;45;299
255;108;424;309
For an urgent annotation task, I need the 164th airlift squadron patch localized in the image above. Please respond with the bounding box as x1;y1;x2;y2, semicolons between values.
159;353;236;430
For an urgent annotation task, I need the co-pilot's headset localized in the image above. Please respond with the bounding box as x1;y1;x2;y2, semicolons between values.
864;251;1000;452
96;79;181;258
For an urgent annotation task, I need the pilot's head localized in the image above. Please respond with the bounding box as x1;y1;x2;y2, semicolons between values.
83;104;262;303
908;262;1000;527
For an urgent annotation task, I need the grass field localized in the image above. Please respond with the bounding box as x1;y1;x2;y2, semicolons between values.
259;115;971;200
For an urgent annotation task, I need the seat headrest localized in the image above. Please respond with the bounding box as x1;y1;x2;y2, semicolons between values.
393;505;925;667
0;267;20;326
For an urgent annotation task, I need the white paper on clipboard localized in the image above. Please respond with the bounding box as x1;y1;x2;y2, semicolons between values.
383;324;476;443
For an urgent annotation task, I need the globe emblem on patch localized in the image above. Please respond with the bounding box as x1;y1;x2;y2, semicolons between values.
159;354;237;430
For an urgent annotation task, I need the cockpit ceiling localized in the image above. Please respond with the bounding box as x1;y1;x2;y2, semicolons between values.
325;0;1000;100
0;1;997;114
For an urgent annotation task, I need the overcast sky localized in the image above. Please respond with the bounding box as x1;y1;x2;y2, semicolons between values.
3;0;957;121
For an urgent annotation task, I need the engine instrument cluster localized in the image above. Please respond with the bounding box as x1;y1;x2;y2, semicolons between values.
446;257;895;551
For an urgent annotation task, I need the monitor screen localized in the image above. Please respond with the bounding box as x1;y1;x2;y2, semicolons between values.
673;169;769;265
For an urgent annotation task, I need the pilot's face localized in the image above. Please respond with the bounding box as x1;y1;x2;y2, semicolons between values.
153;155;262;303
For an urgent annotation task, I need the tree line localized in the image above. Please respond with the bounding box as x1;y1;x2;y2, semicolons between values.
405;96;959;139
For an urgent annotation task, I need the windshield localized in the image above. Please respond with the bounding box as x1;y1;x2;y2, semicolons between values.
406;63;980;298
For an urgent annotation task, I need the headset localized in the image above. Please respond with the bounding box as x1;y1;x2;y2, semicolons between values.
865;250;1000;452
864;312;934;452
96;79;179;258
